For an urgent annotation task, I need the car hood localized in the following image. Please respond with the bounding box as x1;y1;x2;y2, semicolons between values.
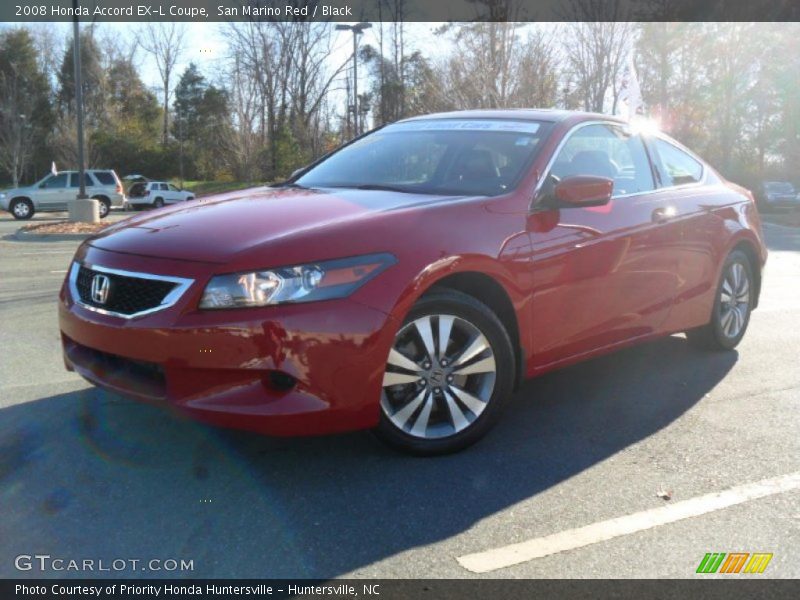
89;186;471;264
1;185;34;195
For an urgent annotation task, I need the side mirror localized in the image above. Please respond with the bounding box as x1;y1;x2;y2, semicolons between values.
554;176;613;207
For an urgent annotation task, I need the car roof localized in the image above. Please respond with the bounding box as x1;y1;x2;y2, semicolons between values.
398;108;626;125
50;169;114;174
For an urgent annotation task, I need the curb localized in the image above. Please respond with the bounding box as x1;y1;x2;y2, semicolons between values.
14;228;96;242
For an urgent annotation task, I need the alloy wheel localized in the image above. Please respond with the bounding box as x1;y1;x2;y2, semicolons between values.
381;314;497;440
719;261;750;338
13;202;30;218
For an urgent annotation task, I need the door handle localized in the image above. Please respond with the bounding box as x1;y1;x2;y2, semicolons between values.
652;206;678;224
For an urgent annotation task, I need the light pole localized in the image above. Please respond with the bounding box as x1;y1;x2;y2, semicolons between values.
336;22;371;137
70;0;96;223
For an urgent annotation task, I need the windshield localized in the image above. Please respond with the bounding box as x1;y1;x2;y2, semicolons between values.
765;182;794;193
296;119;550;197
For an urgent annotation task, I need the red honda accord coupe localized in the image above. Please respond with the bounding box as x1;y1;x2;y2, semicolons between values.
59;110;767;454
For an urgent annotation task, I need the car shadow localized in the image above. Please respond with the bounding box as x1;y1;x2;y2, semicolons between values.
0;336;736;578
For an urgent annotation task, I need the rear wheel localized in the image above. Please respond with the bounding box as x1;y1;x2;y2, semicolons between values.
10;198;34;220
93;196;111;218
686;249;754;351
375;290;515;455
153;197;164;208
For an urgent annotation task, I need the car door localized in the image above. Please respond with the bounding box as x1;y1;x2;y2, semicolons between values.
167;184;183;203
70;172;95;198
645;136;725;332
157;183;173;203
37;173;70;210
527;122;680;371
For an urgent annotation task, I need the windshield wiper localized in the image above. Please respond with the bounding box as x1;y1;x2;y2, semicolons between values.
270;181;309;189
332;184;415;194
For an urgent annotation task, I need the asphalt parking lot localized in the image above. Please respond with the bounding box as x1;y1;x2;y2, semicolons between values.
0;212;798;579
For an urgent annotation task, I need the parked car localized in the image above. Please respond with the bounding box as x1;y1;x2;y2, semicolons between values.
0;169;125;219
126;181;195;210
58;110;767;454
756;181;800;212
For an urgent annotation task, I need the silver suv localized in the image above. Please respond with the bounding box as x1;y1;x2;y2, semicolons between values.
0;169;126;220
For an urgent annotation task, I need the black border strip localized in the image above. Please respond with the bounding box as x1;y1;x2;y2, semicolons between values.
3;0;800;23
3;579;800;600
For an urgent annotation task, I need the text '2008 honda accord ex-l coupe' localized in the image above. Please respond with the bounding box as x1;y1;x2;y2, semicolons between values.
59;109;767;454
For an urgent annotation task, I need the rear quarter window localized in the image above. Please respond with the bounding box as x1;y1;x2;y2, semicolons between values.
653;139;704;186
92;171;116;186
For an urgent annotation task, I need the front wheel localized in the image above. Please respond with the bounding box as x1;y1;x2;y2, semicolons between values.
10;198;34;220
686;249;754;351
374;290;515;455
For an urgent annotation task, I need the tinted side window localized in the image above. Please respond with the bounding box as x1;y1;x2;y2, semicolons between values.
93;171;116;185
70;173;94;187
42;174;68;188
653;139;703;186
160;183;169;191
551;124;654;197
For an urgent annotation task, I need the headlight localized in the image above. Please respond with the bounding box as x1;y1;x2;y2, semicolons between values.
0;193;6;199
199;253;396;309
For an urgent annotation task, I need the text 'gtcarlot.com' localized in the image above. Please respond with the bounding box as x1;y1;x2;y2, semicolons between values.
14;553;194;572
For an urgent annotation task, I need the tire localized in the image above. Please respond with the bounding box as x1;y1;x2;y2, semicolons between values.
186;196;194;202
10;198;34;220
93;196;111;219
153;198;164;208
686;249;754;351
374;289;515;455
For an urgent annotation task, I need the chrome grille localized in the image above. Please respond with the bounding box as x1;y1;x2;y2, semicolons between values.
69;262;193;318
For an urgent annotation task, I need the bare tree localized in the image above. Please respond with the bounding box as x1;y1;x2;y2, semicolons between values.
0;73;34;187
138;23;186;144
368;0;408;125
29;22;63;91
431;20;558;111
563;21;633;113
227;21;346;177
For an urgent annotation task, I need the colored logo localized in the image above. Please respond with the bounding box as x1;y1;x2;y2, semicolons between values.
696;552;773;574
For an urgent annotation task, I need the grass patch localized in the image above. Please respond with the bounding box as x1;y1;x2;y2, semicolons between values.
170;180;266;197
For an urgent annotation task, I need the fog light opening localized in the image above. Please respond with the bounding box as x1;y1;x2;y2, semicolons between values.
266;371;297;392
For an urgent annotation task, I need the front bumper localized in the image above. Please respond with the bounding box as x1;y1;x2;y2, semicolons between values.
59;247;398;436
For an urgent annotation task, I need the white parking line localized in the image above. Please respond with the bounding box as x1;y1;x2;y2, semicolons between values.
457;470;800;573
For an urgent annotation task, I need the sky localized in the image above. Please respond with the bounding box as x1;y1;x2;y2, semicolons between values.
35;21;444;104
